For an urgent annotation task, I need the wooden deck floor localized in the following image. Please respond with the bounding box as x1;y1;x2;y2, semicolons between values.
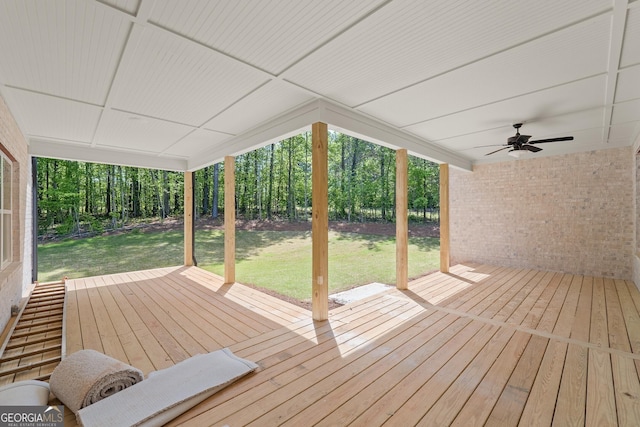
60;264;640;426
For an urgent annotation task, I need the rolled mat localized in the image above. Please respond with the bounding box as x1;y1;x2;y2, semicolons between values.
49;349;143;414
78;348;258;427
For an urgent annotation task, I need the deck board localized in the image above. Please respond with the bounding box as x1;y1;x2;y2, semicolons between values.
587;349;617;425
51;264;640;426
553;343;588;426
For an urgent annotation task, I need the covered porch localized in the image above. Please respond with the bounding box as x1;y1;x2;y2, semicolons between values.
53;263;640;425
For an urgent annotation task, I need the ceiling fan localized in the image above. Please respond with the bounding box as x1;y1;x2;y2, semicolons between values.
484;123;574;156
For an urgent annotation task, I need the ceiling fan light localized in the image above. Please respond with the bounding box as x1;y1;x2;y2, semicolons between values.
507;150;530;159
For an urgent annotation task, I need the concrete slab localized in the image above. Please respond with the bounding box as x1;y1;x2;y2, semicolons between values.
329;282;393;305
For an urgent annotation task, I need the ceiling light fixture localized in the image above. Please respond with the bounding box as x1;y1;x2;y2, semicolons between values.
507;150;530;159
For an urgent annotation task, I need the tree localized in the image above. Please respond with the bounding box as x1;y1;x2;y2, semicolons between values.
36;132;441;238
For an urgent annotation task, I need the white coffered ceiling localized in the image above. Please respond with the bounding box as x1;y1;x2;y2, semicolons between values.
0;0;638;171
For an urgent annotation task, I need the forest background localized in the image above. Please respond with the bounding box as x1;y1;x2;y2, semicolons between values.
37;132;441;238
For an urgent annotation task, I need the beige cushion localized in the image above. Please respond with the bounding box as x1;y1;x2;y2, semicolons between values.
0;380;50;405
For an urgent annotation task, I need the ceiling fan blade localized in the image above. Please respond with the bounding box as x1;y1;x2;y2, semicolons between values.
528;136;573;144
485;146;511;156
474;143;509;149
523;144;542;153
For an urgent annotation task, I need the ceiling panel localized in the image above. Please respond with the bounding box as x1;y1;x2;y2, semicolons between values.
4;88;102;143
612;99;640;124
620;6;640;67
358;14;611;127
0;0;130;105
284;0;610;107
110;26;269;126
608;121;640;145
404;75;606;141
0;1;636;169
203;81;314;135
507;110;605;141
94;109;194;153
615;64;640;102
162;129;232;158
149;0;387;75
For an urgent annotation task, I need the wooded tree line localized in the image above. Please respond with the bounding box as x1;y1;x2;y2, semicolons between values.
37;133;440;236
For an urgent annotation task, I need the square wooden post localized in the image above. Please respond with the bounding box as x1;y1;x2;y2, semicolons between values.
312;122;329;321
396;149;408;289
440;163;450;273
184;171;194;266
224;156;236;284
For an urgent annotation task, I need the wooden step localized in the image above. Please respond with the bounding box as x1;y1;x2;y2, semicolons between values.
0;356;61;377
28;293;66;302
0;344;62;363
9;326;62;340
22;303;64;314
4;334;63;350
19;311;64;322
14;318;62;330
32;281;65;290
30;289;66;297
23;299;65;309
0;279;66;385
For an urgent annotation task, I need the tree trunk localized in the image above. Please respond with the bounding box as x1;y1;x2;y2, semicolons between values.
132;168;140;217
110;165;117;228
162;170;170;219
287;138;295;221
84;163;91;214
380;148;386;220
347;137;360;222
267;144;274;220
254;151;261;220
304;132;309;217
340;137;346;218
202;166;210;215
119;166;126;224
240;155;249;217
106;164;112;217
423;159;428;222
174;189;180;216
212;163;219;218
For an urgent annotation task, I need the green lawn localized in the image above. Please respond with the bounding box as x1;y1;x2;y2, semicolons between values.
38;229;440;301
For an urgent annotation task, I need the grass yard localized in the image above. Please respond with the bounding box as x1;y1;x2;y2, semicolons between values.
38;228;440;301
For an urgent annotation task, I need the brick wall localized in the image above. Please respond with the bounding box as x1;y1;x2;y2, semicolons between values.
634;153;640;289
0;94;29;332
450;147;634;279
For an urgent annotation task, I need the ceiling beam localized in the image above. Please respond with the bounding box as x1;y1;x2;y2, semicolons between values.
603;0;630;142
187;101;321;170
321;102;473;171
188;100;473;172
29;138;187;171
